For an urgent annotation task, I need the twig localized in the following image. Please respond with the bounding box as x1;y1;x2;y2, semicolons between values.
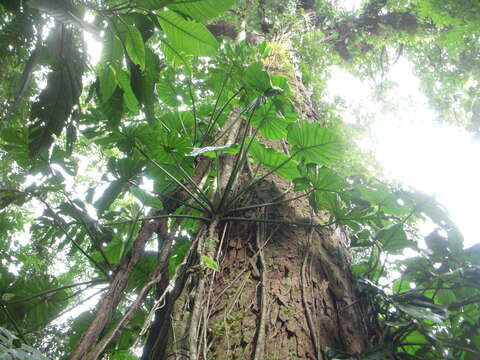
5;279;107;305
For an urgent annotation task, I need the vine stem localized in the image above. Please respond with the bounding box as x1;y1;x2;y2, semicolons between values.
253;209;268;360
188;217;219;360
85;266;164;360
301;228;322;360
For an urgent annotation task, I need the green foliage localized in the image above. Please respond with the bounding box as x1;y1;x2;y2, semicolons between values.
0;326;50;360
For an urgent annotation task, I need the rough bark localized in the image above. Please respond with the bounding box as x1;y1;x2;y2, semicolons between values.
158;184;377;359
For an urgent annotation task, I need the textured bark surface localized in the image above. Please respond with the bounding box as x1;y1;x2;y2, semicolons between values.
157;180;377;359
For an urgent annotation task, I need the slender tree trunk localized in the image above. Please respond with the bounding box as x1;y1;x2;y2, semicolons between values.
69;213;163;360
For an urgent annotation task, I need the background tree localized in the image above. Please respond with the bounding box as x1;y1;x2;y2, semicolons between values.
1;0;480;359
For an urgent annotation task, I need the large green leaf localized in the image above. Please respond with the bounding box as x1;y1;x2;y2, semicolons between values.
5;276;70;331
125;24;146;71
287;121;342;165
157;10;218;57
161;37;192;68
99;65;117;103
244;61;271;93
92;235;124;266
131;48;161;117
373;224;413;254
131;187;164;209
168;0;235;22
156;71;184;106
101;29;124;66
149;131;192;163
251;102;293;140
117;70;140;113
248;140;300;181
308;167;345;192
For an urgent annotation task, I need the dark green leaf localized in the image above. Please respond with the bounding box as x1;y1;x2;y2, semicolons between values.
373;224;413;254
244;61;271;93
117;70;140;113
99;65;117;103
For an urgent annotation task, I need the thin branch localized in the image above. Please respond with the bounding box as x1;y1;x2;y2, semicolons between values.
227;188;330;214
210;87;246;145
202;70;232;146
102;213;211;226
228;143;334;207
40;200;112;279
170;153;213;211
5;279;108;305
136;145;213;212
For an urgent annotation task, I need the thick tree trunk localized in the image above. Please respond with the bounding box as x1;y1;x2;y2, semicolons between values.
152;188;377;359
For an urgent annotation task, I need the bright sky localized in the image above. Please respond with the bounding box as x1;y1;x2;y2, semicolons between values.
327;59;480;248
328;0;480;248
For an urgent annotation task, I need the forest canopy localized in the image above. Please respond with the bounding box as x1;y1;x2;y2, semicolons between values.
1;0;480;359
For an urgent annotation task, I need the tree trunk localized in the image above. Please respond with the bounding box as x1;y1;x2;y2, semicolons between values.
146;187;377;359
142;8;381;359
